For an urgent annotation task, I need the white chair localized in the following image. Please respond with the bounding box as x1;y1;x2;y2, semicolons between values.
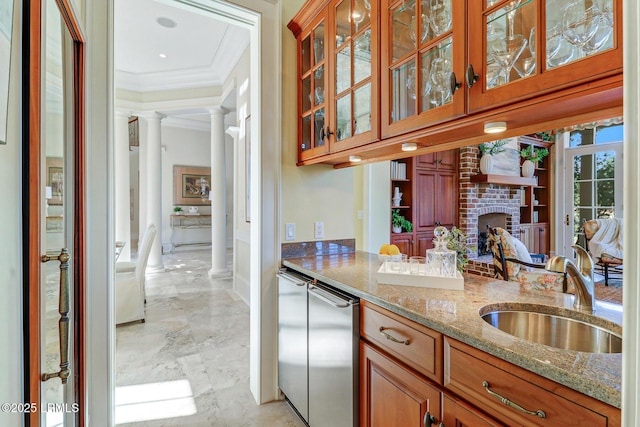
115;224;156;273
115;224;156;325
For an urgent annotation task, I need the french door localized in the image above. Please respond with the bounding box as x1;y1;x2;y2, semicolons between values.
25;0;85;425
562;126;623;256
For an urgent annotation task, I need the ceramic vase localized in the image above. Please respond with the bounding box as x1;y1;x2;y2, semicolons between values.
521;160;535;178
479;154;493;174
392;225;403;233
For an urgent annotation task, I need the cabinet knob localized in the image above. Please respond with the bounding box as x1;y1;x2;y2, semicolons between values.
324;126;334;140
449;72;462;95
423;411;437;427
466;64;479;88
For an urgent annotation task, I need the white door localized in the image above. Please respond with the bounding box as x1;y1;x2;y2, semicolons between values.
26;0;86;425
562;124;623;256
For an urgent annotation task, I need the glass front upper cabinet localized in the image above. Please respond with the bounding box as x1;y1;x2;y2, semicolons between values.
381;0;465;139
298;15;329;161
330;0;378;151
468;0;621;113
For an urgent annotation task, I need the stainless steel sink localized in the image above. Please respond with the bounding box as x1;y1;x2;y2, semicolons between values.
480;304;622;353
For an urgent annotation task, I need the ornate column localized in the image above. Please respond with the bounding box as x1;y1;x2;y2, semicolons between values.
114;111;132;261
144;112;165;271
209;107;230;276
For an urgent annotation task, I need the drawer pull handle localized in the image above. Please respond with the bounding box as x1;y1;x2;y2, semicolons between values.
482;381;546;419
379;327;410;345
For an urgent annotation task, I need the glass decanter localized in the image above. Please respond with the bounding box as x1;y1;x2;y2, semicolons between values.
426;226;457;277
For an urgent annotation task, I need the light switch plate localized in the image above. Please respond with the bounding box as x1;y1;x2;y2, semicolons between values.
314;221;324;239
285;223;295;241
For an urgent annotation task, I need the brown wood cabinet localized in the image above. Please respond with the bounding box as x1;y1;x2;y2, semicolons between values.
289;0;623;167
466;0;623;114
443;337;621;426
360;301;621;427
519;136;552;254
289;0;380;164
360;341;442;427
390;150;459;256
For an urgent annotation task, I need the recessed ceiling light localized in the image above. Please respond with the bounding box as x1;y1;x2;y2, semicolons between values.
401;142;418;151
349;155;362;162
159;53;167;59
484;121;507;134
156;17;177;28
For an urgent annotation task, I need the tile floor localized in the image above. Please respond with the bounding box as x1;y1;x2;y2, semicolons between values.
115;249;304;427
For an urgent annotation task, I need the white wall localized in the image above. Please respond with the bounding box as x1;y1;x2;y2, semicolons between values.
281;0;359;243
0;2;23;425
227;48;252;303
159;124;212;250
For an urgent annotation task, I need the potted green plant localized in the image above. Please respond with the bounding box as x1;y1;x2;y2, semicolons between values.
445;227;473;273
519;145;549;178
478;139;508;174
391;209;413;233
173;206;184;215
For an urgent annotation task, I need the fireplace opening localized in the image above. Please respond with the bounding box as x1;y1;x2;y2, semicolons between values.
478;213;509;256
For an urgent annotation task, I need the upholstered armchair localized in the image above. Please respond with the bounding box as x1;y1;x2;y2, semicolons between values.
487;227;574;294
582;218;623;286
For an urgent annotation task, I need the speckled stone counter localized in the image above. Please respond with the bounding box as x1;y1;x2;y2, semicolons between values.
282;251;622;408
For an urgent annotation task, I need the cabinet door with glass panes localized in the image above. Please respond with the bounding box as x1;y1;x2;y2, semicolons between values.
380;0;466;139
328;0;379;153
466;0;622;113
297;13;330;162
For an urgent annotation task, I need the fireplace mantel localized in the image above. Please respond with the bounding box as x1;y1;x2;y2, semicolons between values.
469;174;536;186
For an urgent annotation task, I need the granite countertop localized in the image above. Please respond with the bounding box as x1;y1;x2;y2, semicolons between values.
282;251;622;408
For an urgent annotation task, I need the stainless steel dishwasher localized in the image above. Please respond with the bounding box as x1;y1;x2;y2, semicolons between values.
307;282;359;427
277;269;310;423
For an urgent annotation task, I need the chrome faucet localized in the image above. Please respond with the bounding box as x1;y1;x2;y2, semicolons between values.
545;245;596;313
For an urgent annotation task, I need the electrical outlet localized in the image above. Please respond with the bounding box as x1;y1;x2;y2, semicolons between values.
357;210;364;219
314;221;324;239
285;223;296;241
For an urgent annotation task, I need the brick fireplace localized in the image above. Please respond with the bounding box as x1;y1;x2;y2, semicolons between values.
458;147;522;277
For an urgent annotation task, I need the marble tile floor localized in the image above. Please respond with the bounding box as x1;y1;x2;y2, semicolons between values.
115;249;305;427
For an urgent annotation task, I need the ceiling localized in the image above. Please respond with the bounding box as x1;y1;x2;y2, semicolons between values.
114;0;249;125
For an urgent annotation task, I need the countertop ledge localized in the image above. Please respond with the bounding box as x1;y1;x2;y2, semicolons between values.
282;251;622;408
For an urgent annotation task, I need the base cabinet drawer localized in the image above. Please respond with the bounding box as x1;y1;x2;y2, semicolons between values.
444;337;620;426
360;301;442;384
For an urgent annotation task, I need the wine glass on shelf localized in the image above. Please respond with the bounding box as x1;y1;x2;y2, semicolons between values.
561;2;601;55
514;27;536;78
429;55;452;107
409;14;429;46
488;33;527;85
504;0;522;38
581;9;613;55
427;0;452;37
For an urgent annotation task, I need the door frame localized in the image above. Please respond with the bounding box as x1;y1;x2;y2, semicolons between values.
24;0;86;425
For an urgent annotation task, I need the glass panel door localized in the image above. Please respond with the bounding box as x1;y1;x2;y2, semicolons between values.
563;124;622;253
333;0;373;143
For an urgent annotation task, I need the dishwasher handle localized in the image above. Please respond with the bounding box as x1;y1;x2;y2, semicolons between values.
308;285;354;308
277;270;308;286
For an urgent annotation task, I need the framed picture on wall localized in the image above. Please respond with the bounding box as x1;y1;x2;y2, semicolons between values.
245;115;251;223
173;165;211;206
46;157;64;206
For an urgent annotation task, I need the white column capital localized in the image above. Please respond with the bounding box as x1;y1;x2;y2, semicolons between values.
207;106;229;117
140;111;167;121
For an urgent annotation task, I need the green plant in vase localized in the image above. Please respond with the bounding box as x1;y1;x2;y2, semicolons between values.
391;209;413;233
478;139;508;174
519;145;549;178
446;226;473;273
173;206;183;214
